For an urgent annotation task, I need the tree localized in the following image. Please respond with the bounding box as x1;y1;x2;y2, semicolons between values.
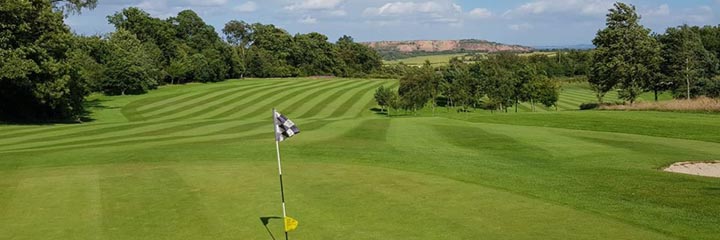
51;0;97;15
223;20;253;48
469;62;514;112
590;2;661;104
336;35;383;77
374;85;395;116
223;20;253;78
100;29;159;95
441;58;473;110
0;0;93;121
108;7;177;84
290;32;340;76
419;61;443;115
517;65;547;112
658;25;719;99
398;66;434;114
535;77;560;109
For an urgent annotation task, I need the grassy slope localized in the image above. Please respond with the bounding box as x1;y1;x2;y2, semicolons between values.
0;77;719;239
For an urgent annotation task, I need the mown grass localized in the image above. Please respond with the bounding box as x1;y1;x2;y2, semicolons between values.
0;77;719;240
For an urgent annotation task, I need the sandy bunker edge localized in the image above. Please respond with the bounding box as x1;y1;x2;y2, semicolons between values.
664;161;720;178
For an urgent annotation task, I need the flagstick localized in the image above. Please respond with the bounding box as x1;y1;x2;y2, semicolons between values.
274;109;290;240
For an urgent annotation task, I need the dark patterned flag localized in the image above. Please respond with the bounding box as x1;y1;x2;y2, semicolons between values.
274;110;300;142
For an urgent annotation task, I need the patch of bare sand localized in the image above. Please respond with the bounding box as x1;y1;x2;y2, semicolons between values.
664;161;720;178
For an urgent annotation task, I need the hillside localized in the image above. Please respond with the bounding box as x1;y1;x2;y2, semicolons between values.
364;39;533;54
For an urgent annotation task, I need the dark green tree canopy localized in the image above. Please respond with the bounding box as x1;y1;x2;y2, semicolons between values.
590;2;661;104
1;0;94;121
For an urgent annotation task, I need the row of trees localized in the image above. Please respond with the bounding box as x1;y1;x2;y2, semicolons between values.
0;0;97;121
376;57;560;115
80;7;383;94
590;2;720;103
1;1;383;122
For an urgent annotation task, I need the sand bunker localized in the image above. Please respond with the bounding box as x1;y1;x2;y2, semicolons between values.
664;161;720;178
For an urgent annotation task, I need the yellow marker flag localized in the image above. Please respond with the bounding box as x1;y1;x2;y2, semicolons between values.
284;217;299;232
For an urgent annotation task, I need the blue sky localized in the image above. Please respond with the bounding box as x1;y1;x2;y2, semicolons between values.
65;0;720;46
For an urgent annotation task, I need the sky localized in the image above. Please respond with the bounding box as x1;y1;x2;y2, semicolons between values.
65;0;720;46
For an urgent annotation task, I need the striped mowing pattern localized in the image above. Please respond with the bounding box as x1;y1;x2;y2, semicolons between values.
0;78;396;153
0;79;643;153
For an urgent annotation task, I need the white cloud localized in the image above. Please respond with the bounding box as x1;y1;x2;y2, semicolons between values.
506;0;614;18
286;0;344;11
684;5;715;23
644;4;670;17
234;1;257;12
364;1;458;16
299;16;318;24
468;8;492;19
328;9;347;16
362;1;463;25
509;23;533;31
185;0;228;7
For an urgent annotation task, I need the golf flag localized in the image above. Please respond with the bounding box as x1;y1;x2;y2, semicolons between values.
274;110;300;142
284;216;299;232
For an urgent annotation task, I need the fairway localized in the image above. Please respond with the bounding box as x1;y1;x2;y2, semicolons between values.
1;78;719;240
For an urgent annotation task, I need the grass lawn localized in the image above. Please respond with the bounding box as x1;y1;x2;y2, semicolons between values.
1;77;719;239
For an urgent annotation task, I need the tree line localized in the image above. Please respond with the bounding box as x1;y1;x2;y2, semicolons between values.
0;0;383;122
375;55;561;116
590;2;720;104
376;2;720;116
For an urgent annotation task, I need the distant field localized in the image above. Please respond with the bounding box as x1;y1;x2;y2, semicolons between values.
383;53;470;66
1;77;718;240
385;51;561;66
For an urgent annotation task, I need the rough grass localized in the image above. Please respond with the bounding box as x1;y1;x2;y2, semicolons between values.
602;97;720;113
0;77;719;240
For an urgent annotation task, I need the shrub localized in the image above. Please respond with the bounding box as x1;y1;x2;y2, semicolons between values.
579;102;600;110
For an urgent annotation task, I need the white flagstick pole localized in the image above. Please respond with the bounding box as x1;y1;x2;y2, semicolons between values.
273;109;290;240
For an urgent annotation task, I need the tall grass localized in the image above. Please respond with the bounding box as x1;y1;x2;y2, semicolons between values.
601;97;720;112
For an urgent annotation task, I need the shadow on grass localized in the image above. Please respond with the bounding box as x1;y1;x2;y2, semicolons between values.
369;107;415;117
0;99;114;125
260;216;283;240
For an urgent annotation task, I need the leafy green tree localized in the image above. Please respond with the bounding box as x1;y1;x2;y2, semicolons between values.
100;29;159;95
223;20;253;48
245;23;295;77
517;65;545;111
108;7;177;83
336;35;383;77
697;25;720;62
441;58;472;110
51;0;97;15
658;25;719;99
0;0;93;121
398;66;434;114
535;77;560;109
290;32;340;76
223;45;245;79
590;2;661;104
70;35;108;92
469;62;514;112
67;48;103;93
222;20;252;78
387;90;402;116
166;43;193;84
169;10;221;52
374;85;395;116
